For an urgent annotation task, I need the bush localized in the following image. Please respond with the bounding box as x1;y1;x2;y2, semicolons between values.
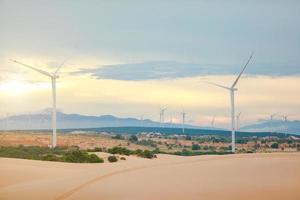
63;150;91;163
108;155;118;162
271;143;279;149
185;135;192;140
88;154;104;163
107;147;132;155
174;149;233;156
135;149;156;159
129;135;138;142
120;157;126;160
94;147;103;152
43;154;61;161
0;146;104;163
192;144;200;150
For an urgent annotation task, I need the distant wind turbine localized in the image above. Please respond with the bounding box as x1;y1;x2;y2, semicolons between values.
140;114;144;127
203;53;253;153
181;107;186;133
169;113;173;128
160;107;167;127
281;114;289;136
211;116;215;128
269;113;277;133
270;113;277;121
10;59;65;148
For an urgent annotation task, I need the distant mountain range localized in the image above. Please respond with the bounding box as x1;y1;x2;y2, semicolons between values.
0;110;201;130
240;120;300;135
0;110;299;135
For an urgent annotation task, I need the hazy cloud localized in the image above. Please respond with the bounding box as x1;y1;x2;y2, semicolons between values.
73;61;300;81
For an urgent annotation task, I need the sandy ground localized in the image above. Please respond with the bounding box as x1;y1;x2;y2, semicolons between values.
0;153;300;200
0;133;149;150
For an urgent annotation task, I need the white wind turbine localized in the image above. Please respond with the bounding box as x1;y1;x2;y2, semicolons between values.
181;107;186;134
203;53;253;153
140;114;145;127
10;59;65;148
269;113;277;133
281;114;289;136
211;116;215;128
159;107;167;127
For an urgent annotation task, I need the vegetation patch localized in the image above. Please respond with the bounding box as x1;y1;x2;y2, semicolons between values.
108;155;118;162
0;146;104;163
173;149;233;156
107;146;157;159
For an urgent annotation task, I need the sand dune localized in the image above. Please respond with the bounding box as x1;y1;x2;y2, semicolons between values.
1;153;300;200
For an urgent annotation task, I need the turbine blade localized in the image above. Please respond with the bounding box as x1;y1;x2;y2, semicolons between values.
10;59;53;78
202;81;230;90
231;52;254;88
54;60;66;75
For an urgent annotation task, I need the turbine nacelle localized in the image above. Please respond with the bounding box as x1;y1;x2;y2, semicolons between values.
52;74;60;79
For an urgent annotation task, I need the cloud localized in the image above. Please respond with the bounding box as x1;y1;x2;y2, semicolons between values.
73;61;300;81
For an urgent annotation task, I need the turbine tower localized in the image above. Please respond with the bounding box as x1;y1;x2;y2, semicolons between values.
182;108;186;134
203;53;253;153
10;59;65;148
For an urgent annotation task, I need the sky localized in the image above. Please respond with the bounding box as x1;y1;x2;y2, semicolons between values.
0;0;300;128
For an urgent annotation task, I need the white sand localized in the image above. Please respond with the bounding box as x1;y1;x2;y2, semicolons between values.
1;153;300;200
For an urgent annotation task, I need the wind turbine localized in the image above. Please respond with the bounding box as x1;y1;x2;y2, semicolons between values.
270;113;276;121
281;114;289;136
159;107;166;127
169;113;173;128
10;59;65;148
211;116;215;128
236;112;242;130
140;114;144;127
203;53;253;153
268;113;277;133
181;107;186;134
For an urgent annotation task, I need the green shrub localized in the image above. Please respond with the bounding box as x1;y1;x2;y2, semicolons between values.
88;154;104;163
129;135;138;142
108;155;118;162
192;144;200;150
63;150;90;163
43;154;61;161
107;147;132;155
135;149;155;159
0;146;104;163
271;143;279;149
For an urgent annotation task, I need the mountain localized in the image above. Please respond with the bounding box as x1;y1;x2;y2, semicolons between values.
240;120;300;135
0;110;201;130
1;110;299;136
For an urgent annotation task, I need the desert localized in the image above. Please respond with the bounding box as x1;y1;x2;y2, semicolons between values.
1;152;300;200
